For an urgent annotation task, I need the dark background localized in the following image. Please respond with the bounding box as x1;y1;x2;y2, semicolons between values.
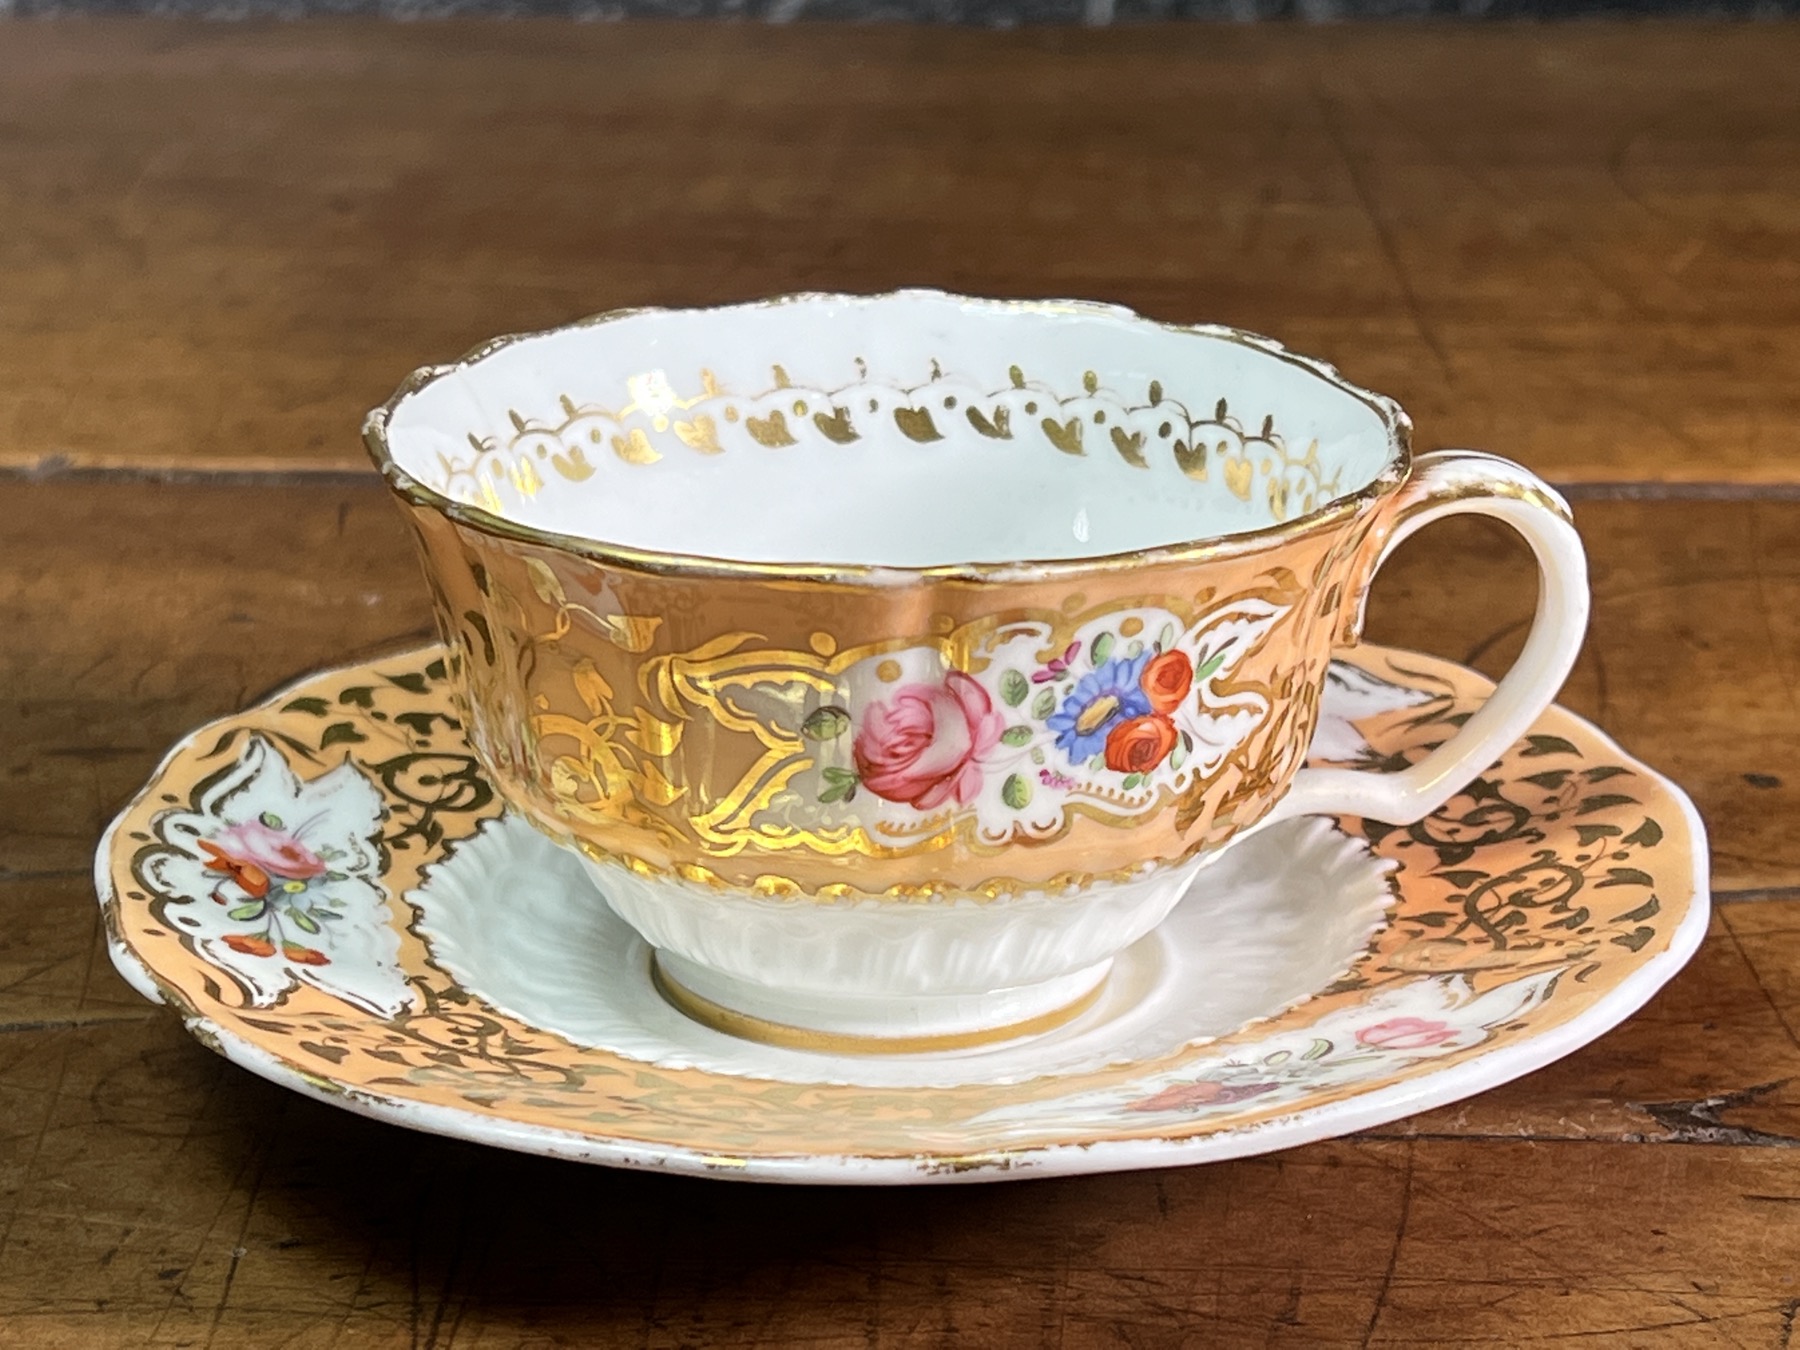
6;0;1796;24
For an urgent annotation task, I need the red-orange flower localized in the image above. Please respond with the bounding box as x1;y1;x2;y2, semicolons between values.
1139;650;1193;714
207;821;326;881
199;841;271;899
221;933;277;958
283;943;330;967
1104;715;1178;774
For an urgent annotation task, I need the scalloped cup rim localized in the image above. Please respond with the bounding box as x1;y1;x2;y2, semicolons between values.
361;289;1415;586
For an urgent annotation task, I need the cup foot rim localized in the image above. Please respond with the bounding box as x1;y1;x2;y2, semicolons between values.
649;955;1111;1055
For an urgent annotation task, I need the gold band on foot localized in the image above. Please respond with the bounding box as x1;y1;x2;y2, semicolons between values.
650;957;1106;1056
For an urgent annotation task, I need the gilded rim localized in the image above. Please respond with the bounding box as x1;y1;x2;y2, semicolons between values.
92;641;1711;1183
361;290;1415;586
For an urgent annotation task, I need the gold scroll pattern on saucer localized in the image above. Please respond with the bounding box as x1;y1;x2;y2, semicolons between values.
101;644;1694;1161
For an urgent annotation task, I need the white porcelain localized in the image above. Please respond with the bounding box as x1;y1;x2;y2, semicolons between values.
374;291;1400;566
367;292;1592;1047
420;812;1394;1089
96;642;1709;1183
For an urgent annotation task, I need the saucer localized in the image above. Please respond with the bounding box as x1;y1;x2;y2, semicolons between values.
96;644;1708;1183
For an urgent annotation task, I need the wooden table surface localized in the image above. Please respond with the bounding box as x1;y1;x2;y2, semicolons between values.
3;19;1798;1346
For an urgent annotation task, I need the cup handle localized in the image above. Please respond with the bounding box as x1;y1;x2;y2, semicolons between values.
1266;449;1590;827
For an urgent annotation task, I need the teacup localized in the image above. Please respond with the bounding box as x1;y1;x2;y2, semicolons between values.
365;290;1587;1052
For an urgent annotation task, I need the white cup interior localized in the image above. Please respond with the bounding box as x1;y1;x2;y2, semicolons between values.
374;292;1403;568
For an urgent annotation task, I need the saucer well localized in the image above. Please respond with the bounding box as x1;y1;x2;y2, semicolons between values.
96;644;1708;1183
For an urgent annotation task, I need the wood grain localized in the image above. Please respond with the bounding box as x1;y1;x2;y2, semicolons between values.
3;22;1798;481
1;1002;1797;1346
4;22;1795;1344
3;477;1795;1346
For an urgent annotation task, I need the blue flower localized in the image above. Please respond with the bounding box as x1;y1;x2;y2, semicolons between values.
1046;652;1153;764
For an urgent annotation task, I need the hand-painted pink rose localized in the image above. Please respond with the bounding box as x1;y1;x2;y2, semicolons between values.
1355;1016;1457;1050
1126;1080;1278;1113
210;819;327;881
854;671;1004;811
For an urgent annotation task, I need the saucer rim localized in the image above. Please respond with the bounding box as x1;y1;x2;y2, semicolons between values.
94;644;1711;1185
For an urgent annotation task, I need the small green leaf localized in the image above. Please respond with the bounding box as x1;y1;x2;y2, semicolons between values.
424;658;448;681
326;870;347;882
1264;1049;1291;1066
1611;926;1655;952
818;767;860;804
1573;823;1623;847
1169;746;1186;771
338;686;375;709
1523;770;1571;790
281;697;329;717
1584;765;1632;782
1125;639;1144;658
1001;726;1033;747
999;670;1030;708
1194;651;1226;682
1301;1037;1333;1061
463;610;496;666
1032;687;1057;719
1615;894;1661;923
1578;793;1638;815
1030;748;1046;765
227;904;263;921
259;811;284;829
1597;867;1655;889
1437;870;1488;889
1121;773;1143;790
320;722;367;748
1090;755;1106;773
289;910;322;934
384;672;430;695
395;711;443;737
1001;773;1032;810
1157;623;1175;652
1623;818;1664;848
801;706;852;741
1522;733;1580;757
1090;632;1115;664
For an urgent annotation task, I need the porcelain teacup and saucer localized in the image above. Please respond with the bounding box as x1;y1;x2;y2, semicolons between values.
97;292;1708;1181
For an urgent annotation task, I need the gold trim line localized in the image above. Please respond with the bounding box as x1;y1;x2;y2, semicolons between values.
649;957;1108;1055
362;290;1414;586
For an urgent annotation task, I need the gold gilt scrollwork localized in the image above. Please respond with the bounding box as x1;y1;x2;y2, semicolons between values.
439;364;1341;527
503;578;1313;876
